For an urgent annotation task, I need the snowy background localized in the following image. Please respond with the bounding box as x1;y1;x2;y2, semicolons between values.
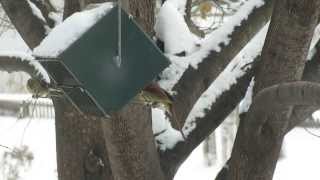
1;0;320;179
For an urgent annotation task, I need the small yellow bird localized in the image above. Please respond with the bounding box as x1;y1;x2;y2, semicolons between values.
26;78;62;98
136;82;187;140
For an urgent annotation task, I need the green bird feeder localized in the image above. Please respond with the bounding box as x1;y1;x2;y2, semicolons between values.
38;6;170;117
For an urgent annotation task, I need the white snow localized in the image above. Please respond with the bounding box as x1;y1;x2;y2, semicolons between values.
33;3;114;58
0;116;56;180
27;0;46;24
0;51;50;83
239;78;255;114
152;108;184;150
307;23;320;60
155;0;200;55
182;23;269;136
49;0;64;12
159;0;265;91
174;128;320;180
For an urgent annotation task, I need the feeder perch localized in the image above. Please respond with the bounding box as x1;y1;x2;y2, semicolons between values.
38;6;170;117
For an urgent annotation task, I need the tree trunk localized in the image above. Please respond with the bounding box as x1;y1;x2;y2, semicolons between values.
223;0;320;179
54;98;113;180
55;1;164;180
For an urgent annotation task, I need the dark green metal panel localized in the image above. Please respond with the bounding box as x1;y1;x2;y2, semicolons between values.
40;6;170;116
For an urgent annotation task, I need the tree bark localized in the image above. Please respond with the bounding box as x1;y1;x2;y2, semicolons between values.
54;99;113;180
101;1;165;180
0;0;46;49
172;0;274;128
224;0;320;179
63;0;81;20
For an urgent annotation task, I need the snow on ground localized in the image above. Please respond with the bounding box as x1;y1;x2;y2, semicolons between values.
0;116;56;180
174;128;320;180
274;128;320;180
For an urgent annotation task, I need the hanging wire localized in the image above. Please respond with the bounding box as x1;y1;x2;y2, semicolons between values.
303;127;320;138
116;0;122;68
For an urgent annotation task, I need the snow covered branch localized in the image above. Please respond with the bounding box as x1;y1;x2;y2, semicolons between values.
169;0;274;127
28;0;56;28
0;53;50;82
160;70;254;178
0;0;47;49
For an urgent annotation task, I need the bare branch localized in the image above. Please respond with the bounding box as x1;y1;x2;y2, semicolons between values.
0;0;46;49
288;41;320;130
248;81;320;130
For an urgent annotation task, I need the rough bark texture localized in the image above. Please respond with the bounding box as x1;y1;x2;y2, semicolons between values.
288;42;320;130
224;0;320;179
102;103;164;180
0;0;46;49
128;0;155;36
100;1;164;180
54;99;113;180
63;0;81;20
29;0;55;28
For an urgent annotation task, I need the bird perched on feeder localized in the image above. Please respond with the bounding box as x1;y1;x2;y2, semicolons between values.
26;78;62;98
136;82;187;140
137;82;174;114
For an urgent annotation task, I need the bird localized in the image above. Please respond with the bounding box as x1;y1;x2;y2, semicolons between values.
136;82;187;140
26;78;62;98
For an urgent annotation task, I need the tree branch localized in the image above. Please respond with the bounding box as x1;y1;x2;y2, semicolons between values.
223;0;320;179
0;0;47;49
288;41;320;130
172;0;274;127
0;55;45;80
63;0;81;20
29;0;56;28
160;68;254;178
247;81;320;130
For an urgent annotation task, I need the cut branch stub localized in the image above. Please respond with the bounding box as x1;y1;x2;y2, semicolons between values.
247;81;320;132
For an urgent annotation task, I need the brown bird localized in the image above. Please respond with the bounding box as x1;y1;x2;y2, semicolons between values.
26;78;62;98
136;82;187;140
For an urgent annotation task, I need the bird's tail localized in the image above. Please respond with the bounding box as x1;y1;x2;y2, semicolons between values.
168;105;187;141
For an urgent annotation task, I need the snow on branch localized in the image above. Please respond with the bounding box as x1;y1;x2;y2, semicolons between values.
0;0;47;49
182;23;268;137
0;51;50;82
159;0;266;91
